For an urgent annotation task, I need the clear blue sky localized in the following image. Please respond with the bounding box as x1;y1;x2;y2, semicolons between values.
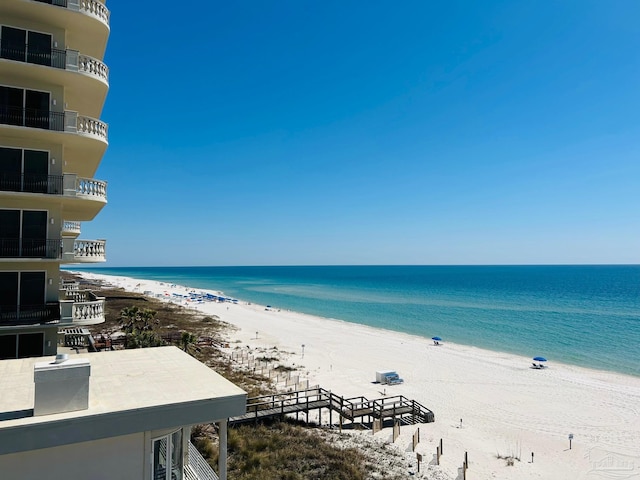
86;1;640;266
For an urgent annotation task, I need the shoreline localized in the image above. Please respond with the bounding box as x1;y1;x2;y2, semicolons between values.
67;266;640;379
78;271;640;480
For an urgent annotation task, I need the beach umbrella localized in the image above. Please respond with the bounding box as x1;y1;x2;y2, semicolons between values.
533;356;547;362
432;336;442;341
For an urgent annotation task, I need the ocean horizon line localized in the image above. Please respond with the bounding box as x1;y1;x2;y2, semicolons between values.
69;263;640;269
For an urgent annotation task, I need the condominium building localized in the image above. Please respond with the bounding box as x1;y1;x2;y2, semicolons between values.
0;0;110;359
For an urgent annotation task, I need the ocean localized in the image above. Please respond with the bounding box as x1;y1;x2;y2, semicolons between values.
72;265;640;377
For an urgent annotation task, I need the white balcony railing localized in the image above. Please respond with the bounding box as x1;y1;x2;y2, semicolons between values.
60;280;80;294
65;50;109;84
31;0;110;29
59;290;105;325
185;442;219;480
62;238;106;263
62;221;81;236
74;239;106;262
64;112;108;143
63;175;108;201
80;0;110;26
76;176;107;199
78;52;109;83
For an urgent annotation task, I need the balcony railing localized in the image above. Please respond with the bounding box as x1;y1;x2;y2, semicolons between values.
74;239;105;261
60;280;80;294
0;105;108;143
74;176;107;199
33;0;110;29
62;238;106;262
0;106;64;131
0;238;61;259
0;303;60;326
59;288;105;325
185;442;219;480
77;52;109;83
0;173;107;201
0;41;109;84
62;221;81;236
0;173;63;194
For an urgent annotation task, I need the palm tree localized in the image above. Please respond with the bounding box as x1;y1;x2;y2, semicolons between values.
119;306;161;349
180;331;198;354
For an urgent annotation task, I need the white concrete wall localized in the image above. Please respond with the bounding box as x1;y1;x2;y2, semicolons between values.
0;432;145;480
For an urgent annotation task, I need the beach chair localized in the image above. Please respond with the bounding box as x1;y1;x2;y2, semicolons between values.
532;362;541;369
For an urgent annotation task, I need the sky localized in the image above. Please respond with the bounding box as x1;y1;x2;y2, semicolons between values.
85;1;640;266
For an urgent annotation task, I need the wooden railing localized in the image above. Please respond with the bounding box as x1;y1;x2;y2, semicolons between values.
232;386;434;426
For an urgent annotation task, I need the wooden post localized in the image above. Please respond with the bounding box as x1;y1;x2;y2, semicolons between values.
329;401;333;428
463;462;467;480
465;451;468;468
440;438;443;456
436;446;440;465
416;453;422;473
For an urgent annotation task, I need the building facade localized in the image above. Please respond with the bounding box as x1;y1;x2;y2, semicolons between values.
0;0;110;359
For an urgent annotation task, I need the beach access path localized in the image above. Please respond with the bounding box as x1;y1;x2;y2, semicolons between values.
79;272;640;480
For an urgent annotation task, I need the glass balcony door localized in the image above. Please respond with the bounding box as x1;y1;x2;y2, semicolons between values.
0;86;50;130
24;150;49;193
0;147;49;193
0;27;26;62
27;31;52;66
0;271;46;327
0;333;45;359
0;26;52;67
152;430;183;480
0;209;49;257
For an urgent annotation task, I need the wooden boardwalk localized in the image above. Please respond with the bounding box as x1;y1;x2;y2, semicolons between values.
230;386;435;427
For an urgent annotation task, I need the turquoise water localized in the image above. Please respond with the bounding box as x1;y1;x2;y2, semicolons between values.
72;265;640;377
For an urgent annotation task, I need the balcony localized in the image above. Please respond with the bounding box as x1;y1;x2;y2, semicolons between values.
62;221;82;236
0;41;109;86
62;238;106;263
59;288;105;325
33;0;110;30
0;303;60;326
0;238;61;259
0;106;108;144
0;173;106;200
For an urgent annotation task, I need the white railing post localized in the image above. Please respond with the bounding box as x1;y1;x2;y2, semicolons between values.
66;49;79;72
63;173;77;196
64;111;78;133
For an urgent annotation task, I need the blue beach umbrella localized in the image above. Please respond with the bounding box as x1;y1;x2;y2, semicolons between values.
432;336;442;342
533;356;547;362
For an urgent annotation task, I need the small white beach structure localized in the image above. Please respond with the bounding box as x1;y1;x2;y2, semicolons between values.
376;370;404;385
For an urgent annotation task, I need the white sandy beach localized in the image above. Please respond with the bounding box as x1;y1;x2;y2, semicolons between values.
79;272;640;480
